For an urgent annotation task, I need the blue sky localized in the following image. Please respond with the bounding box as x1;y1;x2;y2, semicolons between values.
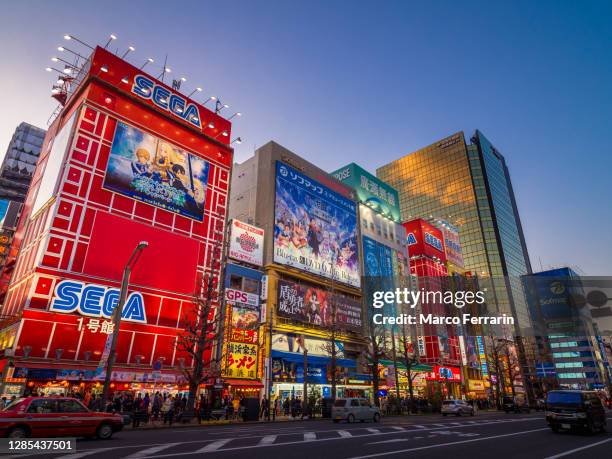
1;0;610;274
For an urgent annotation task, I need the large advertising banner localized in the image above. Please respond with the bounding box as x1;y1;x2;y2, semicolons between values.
271;332;345;357
103;121;210;221
274;161;360;287
277;279;363;332
440;222;464;268
229;219;264;266
403;219;447;263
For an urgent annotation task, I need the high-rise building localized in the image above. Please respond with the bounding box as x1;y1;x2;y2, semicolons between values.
0;122;46;203
229;141;369;400
377;130;535;395
0;123;46;293
525;267;611;391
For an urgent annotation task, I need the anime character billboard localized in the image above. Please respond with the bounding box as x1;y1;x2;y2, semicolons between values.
103;121;209;221
273;161;360;287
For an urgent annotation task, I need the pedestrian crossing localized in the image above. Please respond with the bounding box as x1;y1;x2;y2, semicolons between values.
38;417;542;459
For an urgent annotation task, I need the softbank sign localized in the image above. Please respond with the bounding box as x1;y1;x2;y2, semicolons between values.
50;280;147;323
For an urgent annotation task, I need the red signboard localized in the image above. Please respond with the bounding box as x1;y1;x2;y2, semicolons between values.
403;218;446;263
425;365;462;382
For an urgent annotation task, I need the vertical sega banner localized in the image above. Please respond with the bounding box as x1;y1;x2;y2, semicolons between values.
403;218;446;262
273;161;360;288
440;222;464;268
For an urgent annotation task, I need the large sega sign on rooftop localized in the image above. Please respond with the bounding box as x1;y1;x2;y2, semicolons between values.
331;163;400;222
87;47;230;143
403;218;447;263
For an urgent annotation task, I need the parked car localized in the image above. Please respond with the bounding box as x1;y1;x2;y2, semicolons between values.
503;395;530;413
546;390;607;434
441;400;475;416
0;397;123;439
332;398;380;423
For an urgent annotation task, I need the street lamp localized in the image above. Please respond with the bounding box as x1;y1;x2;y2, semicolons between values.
102;241;148;403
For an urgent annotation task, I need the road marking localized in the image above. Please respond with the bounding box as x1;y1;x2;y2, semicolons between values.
195;439;233;453
390;426;405;431
338;430;352;437
304;431;317;441
131;417;544;458
367;438;409;445
366;428;381;433
413;424;426;428
450;422;462;426
258;435;277;445
348;428;549;459
432;423;445;427
124;444;181;458
544;437;612;459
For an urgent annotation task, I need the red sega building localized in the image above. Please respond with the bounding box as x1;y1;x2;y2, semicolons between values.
0;47;232;397
403;219;461;397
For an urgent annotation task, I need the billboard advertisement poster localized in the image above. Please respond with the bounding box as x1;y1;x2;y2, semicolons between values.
274;161;360;287
271;332;345;357
103;121;210;221
0;199;9;227
224;342;258;379
277;279;363;332
229;219;264;266
331;163;401;223
440;222;464;268
230;306;259;332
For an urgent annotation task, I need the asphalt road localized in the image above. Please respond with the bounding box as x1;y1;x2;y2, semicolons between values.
9;411;612;459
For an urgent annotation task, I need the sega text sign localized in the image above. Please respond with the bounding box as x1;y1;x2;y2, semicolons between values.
50;280;147;323
402;218;446;263
132;75;201;129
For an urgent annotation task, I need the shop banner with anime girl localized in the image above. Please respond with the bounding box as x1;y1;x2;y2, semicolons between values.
273;161;360;287
103;121;209;221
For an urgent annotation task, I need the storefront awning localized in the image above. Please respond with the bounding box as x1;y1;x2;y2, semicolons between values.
224;379;264;388
272;350;356;368
373;359;432;372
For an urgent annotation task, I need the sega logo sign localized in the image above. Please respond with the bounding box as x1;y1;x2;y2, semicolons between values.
225;288;259;308
407;233;417;245
132;75;201;129
50;280;147;323
424;232;443;252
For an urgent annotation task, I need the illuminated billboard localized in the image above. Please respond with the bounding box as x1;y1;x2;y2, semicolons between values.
274;161;360;287
103;121;210;221
277;279;363;332
229;219;264;267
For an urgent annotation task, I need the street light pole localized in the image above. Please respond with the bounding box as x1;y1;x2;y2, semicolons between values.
102;241;148;404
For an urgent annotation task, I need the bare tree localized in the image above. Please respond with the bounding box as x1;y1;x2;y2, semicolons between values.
398;322;421;413
175;238;223;417
363;319;387;408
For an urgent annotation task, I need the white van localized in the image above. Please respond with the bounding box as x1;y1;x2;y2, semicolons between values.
332;398;381;423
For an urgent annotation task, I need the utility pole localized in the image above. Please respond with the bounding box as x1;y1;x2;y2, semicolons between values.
102;241;148;403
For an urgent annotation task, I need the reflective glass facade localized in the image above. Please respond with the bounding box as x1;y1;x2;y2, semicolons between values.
376;131;535;376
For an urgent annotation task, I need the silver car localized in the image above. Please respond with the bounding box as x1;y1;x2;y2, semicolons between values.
441;399;475;416
332;398;381;423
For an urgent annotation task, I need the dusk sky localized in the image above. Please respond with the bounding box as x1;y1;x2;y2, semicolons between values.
1;0;610;274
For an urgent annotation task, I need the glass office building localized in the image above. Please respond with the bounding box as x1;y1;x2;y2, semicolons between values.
377;131;535;392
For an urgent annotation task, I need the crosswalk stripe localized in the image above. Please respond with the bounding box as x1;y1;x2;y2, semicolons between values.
450;422;462;426
338;430;353;437
125;443;181;458
196;439;233;453
390;426;405;431
304;432;317;441
258;435;277;445
432;423;445;427
367;428;381;433
414;424;426;428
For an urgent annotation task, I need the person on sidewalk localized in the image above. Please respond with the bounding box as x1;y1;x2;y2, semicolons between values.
162;395;175;425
